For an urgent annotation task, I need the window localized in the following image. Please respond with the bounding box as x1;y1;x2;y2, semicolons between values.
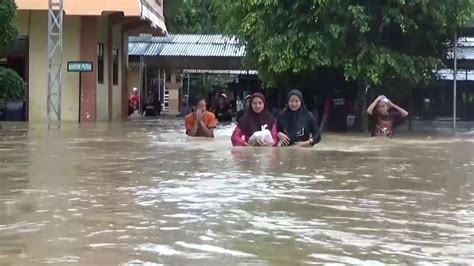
97;43;104;84
112;47;119;85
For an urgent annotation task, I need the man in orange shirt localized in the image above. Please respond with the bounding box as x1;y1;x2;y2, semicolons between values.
185;97;216;138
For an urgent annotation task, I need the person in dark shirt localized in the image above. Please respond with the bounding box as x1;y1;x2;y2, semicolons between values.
320;88;353;132
214;93;232;123
277;89;321;147
178;96;192;117
367;95;408;138
236;95;251;122
142;93;161;117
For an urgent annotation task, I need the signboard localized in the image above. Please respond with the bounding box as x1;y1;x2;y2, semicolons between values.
67;61;93;72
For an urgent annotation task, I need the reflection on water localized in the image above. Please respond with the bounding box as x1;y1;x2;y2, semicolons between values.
0;120;473;265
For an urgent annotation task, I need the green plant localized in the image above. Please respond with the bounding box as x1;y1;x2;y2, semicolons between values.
214;0;474;88
0;66;25;100
165;0;218;33
0;0;19;48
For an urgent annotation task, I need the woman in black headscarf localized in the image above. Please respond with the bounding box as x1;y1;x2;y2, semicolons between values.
231;92;278;146
277;89;321;147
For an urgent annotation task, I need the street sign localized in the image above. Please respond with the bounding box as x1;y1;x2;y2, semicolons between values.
67;61;93;72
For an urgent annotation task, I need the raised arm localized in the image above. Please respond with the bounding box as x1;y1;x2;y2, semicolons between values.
390;101;409;118
309;113;321;145
186;116;199;136
319;99;330;132
199;121;215;138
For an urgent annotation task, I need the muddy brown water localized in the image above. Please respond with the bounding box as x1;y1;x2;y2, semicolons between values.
0;120;472;265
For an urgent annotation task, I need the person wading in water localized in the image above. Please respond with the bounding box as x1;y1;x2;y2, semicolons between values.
367;95;408;138
277;89;321;147
185;97;217;138
231;93;278;146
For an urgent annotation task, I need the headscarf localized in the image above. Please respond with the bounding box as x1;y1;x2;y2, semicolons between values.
278;89;313;142
237;92;276;137
378;97;390;104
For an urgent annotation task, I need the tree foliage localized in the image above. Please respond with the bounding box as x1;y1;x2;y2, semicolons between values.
165;0;218;33
0;0;23;100
213;0;474;87
0;0;19;48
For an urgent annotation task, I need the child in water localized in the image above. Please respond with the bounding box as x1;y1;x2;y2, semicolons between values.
366;95;408;138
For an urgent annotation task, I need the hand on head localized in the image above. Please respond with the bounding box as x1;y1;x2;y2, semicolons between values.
378;95;391;105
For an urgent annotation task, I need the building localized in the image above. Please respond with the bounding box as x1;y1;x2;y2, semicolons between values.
0;0;166;122
128;34;257;115
409;37;474;121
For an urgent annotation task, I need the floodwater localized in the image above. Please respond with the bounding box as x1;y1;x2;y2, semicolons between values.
0;119;473;265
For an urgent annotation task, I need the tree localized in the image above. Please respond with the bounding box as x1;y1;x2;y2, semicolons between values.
164;0;218;33
213;0;474;87
0;0;19;48
0;0;23;102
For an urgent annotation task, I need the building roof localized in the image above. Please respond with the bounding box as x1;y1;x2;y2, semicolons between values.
447;47;474;60
130;35;474;60
129;34;245;57
16;0;167;33
447;38;474;60
437;69;474;81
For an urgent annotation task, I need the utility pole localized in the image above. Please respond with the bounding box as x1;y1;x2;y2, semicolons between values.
47;0;64;129
453;31;458;134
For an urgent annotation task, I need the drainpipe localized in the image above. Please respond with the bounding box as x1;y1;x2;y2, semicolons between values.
187;73;190;108
139;55;144;115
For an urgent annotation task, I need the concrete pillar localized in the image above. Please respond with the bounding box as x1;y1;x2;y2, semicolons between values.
79;16;98;122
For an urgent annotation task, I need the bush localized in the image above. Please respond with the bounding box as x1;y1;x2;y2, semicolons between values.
0;66;25;100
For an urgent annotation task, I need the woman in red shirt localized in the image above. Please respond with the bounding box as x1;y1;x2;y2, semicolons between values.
231;93;278;146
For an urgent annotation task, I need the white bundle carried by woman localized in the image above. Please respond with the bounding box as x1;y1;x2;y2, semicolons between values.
248;124;275;146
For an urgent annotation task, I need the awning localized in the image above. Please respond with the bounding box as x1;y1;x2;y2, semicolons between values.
437;69;474;81
182;69;258;75
129;34;244;57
